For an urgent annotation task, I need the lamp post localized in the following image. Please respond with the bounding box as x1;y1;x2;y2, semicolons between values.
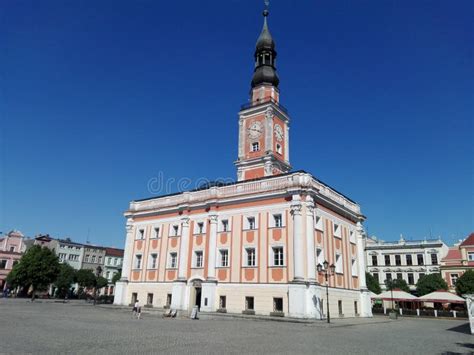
317;261;336;323
93;265;102;306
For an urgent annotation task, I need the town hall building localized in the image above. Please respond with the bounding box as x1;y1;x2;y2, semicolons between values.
114;6;372;319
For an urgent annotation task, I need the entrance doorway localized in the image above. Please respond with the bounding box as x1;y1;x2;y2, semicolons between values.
195;287;202;310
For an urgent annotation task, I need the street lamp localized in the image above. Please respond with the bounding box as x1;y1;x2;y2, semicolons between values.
93;265;102;306
317;260;336;323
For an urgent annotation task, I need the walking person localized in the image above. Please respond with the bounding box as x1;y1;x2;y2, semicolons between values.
132;299;139;319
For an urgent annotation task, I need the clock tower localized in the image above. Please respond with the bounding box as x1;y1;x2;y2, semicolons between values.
235;6;291;181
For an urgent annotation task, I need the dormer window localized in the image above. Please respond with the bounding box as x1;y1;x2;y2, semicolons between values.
251;142;260;152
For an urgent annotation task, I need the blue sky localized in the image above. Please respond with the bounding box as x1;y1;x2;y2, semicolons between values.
1;0;473;248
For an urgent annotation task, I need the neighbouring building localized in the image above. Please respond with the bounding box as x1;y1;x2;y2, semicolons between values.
441;233;474;293
55;238;84;270
81;245;106;273
103;247;124;295
114;6;372;319
0;231;26;290
365;235;449;292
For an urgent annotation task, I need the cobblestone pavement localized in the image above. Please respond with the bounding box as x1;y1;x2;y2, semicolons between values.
0;299;472;354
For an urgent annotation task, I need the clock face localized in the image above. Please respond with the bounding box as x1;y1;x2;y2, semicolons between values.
248;121;263;139
274;124;284;142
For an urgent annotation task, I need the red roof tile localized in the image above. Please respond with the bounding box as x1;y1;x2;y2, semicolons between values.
460;233;474;247
443;248;462;261
105;247;124;257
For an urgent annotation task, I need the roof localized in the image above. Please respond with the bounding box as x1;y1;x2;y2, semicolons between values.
105;247;124;257
442;247;462;261
56;238;83;247
460;233;474;247
418;290;465;304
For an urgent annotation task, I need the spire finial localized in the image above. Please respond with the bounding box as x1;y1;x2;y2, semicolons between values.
263;0;270;17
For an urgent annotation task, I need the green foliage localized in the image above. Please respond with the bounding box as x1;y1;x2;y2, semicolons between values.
111;272;121;284
6;245;60;298
96;276;108;289
76;269;96;288
366;272;381;294
54;263;76;298
385;278;411;293
455;270;474;296
416;273;448;296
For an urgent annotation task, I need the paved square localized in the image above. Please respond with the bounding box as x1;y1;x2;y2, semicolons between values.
0;299;472;354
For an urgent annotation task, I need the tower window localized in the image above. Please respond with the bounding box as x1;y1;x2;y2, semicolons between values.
276;144;282;154
251;142;260;152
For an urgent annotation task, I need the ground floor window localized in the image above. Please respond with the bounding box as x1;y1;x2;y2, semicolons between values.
166;293;172;307
338;300;343;315
0;260;7;269
245;296;254;311
450;273;459;285
131;292;137;304
147;293;153;306
273;297;283;312
354;301;358;315
219;296;226;309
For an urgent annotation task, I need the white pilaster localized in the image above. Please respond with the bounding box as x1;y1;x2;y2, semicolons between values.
357;221;372;317
114;217;134;305
291;195;304;282
177;217;191;280
238;118;244;160
305;196;316;282
207;215;218;280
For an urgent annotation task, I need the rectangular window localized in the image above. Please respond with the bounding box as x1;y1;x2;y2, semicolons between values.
246;248;256;267
349;230;356;244
247;217;256;230
92;255;96;263
354;301;358;315
417;254;424;265
220;250;229;267
135;255;142;269
396;273;403;280
154;227;160;238
221;220;229;232
372;255;378;266
138;229;144;240
384;255;391;266
395;255;401;266
338;300;343;315
98;256;102;264
406;254;413;266
251;142;260;152
0;260;7;269
386;273;392;282
316;248;324;266
195;251;203;268
173;225;179;236
85;254;90;263
197;222;204;234
273;214;282;228
169;253;177;268
373;273;379;282
219;295;227;309
468;253;474;261
146;293;153;306
334;224;341;238
150;253;158;269
273;297;283;312
245;296;254;310
431;254;438;265
408;273;414;285
114;258;118;266
273;247;284;266
351;259;358;276
106;271;110;280
335;254;343;273
131;292;138;304
450;273;459;285
166;293;172;307
315;216;323;231
9;246;15;252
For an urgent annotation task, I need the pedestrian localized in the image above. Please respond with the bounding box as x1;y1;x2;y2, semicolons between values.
132;299;139;318
137;305;142;320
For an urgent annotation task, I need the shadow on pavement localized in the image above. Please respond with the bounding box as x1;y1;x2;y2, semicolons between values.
446;323;471;335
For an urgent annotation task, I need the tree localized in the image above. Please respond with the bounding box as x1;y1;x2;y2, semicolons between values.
455;270;474;296
387;278;410;293
416;273;448;296
96;276;108;289
76;269;96;289
111;272;121;284
6;245;60;300
54;264;76;298
366;272;381;294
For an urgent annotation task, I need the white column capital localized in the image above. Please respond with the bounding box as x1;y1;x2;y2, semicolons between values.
209;214;218;224
290;203;303;216
181;217;190;227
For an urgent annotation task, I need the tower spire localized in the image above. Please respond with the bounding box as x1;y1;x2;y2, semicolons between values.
251;0;279;89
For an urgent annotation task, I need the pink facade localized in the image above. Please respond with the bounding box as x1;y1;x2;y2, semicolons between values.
441;233;474;292
0;231;26;291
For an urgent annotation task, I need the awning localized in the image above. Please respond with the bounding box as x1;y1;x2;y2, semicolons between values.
374;289;419;302
418;290;465;304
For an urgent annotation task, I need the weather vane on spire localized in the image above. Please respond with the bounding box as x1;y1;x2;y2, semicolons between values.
263;0;270;16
